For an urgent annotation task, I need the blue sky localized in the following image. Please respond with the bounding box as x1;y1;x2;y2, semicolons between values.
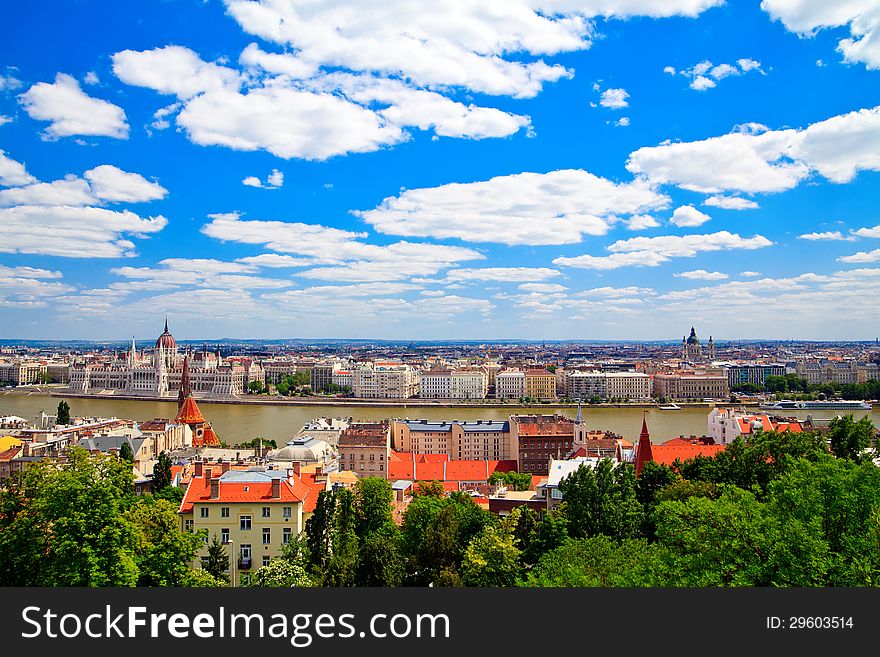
1;0;879;341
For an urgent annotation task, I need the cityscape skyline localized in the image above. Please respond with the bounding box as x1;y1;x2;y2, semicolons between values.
2;2;880;341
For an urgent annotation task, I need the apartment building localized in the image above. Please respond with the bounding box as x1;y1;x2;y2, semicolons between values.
179;464;317;585
496;370;525;399
338;422;391;477
419;369;488;399
524;369;556;400
391;418;515;460
510;414;574;475
351;363;419;399
653;370;730;400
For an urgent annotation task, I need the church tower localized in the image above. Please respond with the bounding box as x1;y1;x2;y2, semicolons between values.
635;413;653;476
178;354;191;410
708;336;715;360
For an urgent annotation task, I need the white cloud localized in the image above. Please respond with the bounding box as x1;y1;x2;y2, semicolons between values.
761;0;880;69
838;248;880;263
612;116;630;127
737;58;762;71
84;71;100;85
235;253;315;268
0;265;72;309
0;75;22;91
740;271;761;277
690;75;716;90
0;115;11;126
673;57;763;90
19;73;129;139
112;45;242;99
663;66;677;75
703;195;759;210
576;286;655;298
554;231;773;270
111;258;294;291
798;230;855;241
0;150;37;187
243;169;284;189
852;224;880;238
670;204;712;227
445;267;561;283
519;283;567;293
0;177;95;208
201;212;483;282
0;206;166;258
675;269;729;280
627;105;880;193
83;165;167;202
599;87;629;109
626;214;659;230
358;169;669;246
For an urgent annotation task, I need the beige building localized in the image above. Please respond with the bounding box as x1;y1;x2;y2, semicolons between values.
338;422;391;477
653;369;730;400
419;369;488;399
496;370;525;399
391;419;515;460
605;372;652;400
524;369;556;400
0;361;46;385
351;363;419;399
179;464;318;585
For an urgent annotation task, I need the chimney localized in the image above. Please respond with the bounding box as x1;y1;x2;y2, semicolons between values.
221;461;230;474
271;478;281;499
315;465;323;476
292;461;301;476
210;478;220;500
194;461;203;477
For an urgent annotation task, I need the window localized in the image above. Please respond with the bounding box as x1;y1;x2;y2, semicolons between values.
240;515;251;531
199;507;209;518
283;527;292;545
283;506;292;518
262;556;271;567
240;544;251;559
220;528;229;544
221;507;230;518
262;527;271;544
262;506;270;518
184;519;194;532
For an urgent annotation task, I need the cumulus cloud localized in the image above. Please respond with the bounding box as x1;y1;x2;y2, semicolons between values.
201;212;483;282
627;105;880;193
671;57;763;90
740;271;761;277
675;269;729;280
357;169;669;246
519;283;567;293
242;168;284;188
0;206;166;257
762;0;880;70
670;205;711;227
111;258;294;291
852;224;880;238
703;195;759;210
113;45;242;99
626;214;659;230
235;253;315;268
838;248;880;263
83;165;167;202
553;231;773;270
798;230;855;241
0;150;37;187
19;73;129;139
0;265;72;309
599;87;629;109
445;267;561;283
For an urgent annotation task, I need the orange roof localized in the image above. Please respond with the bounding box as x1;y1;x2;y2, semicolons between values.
517;422;573;436
179;474;311;514
647;443;726;467
737;415;803;435
176;395;205;425
387;455;516;482
298;472;326;514
0;446;22;462
198;424;221;448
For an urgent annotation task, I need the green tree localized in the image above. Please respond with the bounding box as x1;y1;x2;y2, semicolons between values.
354;477;395;538
251;559;313;587
656;479;718;502
323;488;358;586
56;400;70;425
152;451;173;491
558;459;644;540
0;447;139;586
248;380;265;394
827;414;875;462
462;524;522;586
119;441;134;463
127;498;204;586
305;491;336;571
635;461;679;508
356;530;405;586
413;480;445;497
522;536;668;587
202;534;230;584
653;486;830;586
488;471;532;491
182;569;228;587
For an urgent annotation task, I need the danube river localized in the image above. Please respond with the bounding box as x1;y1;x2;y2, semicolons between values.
3;392;878;445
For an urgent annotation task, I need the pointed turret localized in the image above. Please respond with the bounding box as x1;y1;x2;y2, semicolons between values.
575;400;583;425
635;412;653;475
178;354;191;410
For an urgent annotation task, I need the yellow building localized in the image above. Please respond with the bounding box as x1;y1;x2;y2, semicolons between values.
0;436;23;452
179;464;322;585
524;369;557;400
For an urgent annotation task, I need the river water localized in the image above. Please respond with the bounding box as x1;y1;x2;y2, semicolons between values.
2;392;878;445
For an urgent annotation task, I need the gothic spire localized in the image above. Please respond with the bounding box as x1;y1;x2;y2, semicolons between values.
635;412;653;476
178;354;191;410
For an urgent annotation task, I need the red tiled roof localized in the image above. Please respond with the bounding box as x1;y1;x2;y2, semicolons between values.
386;455;516;483
176;396;205;425
0;446;22;462
648;444;726;466
198;424;221;448
517;422;573;436
298;472;325;514
179;474;311;514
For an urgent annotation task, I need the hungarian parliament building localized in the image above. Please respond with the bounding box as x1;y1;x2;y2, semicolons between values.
68;320;264;399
